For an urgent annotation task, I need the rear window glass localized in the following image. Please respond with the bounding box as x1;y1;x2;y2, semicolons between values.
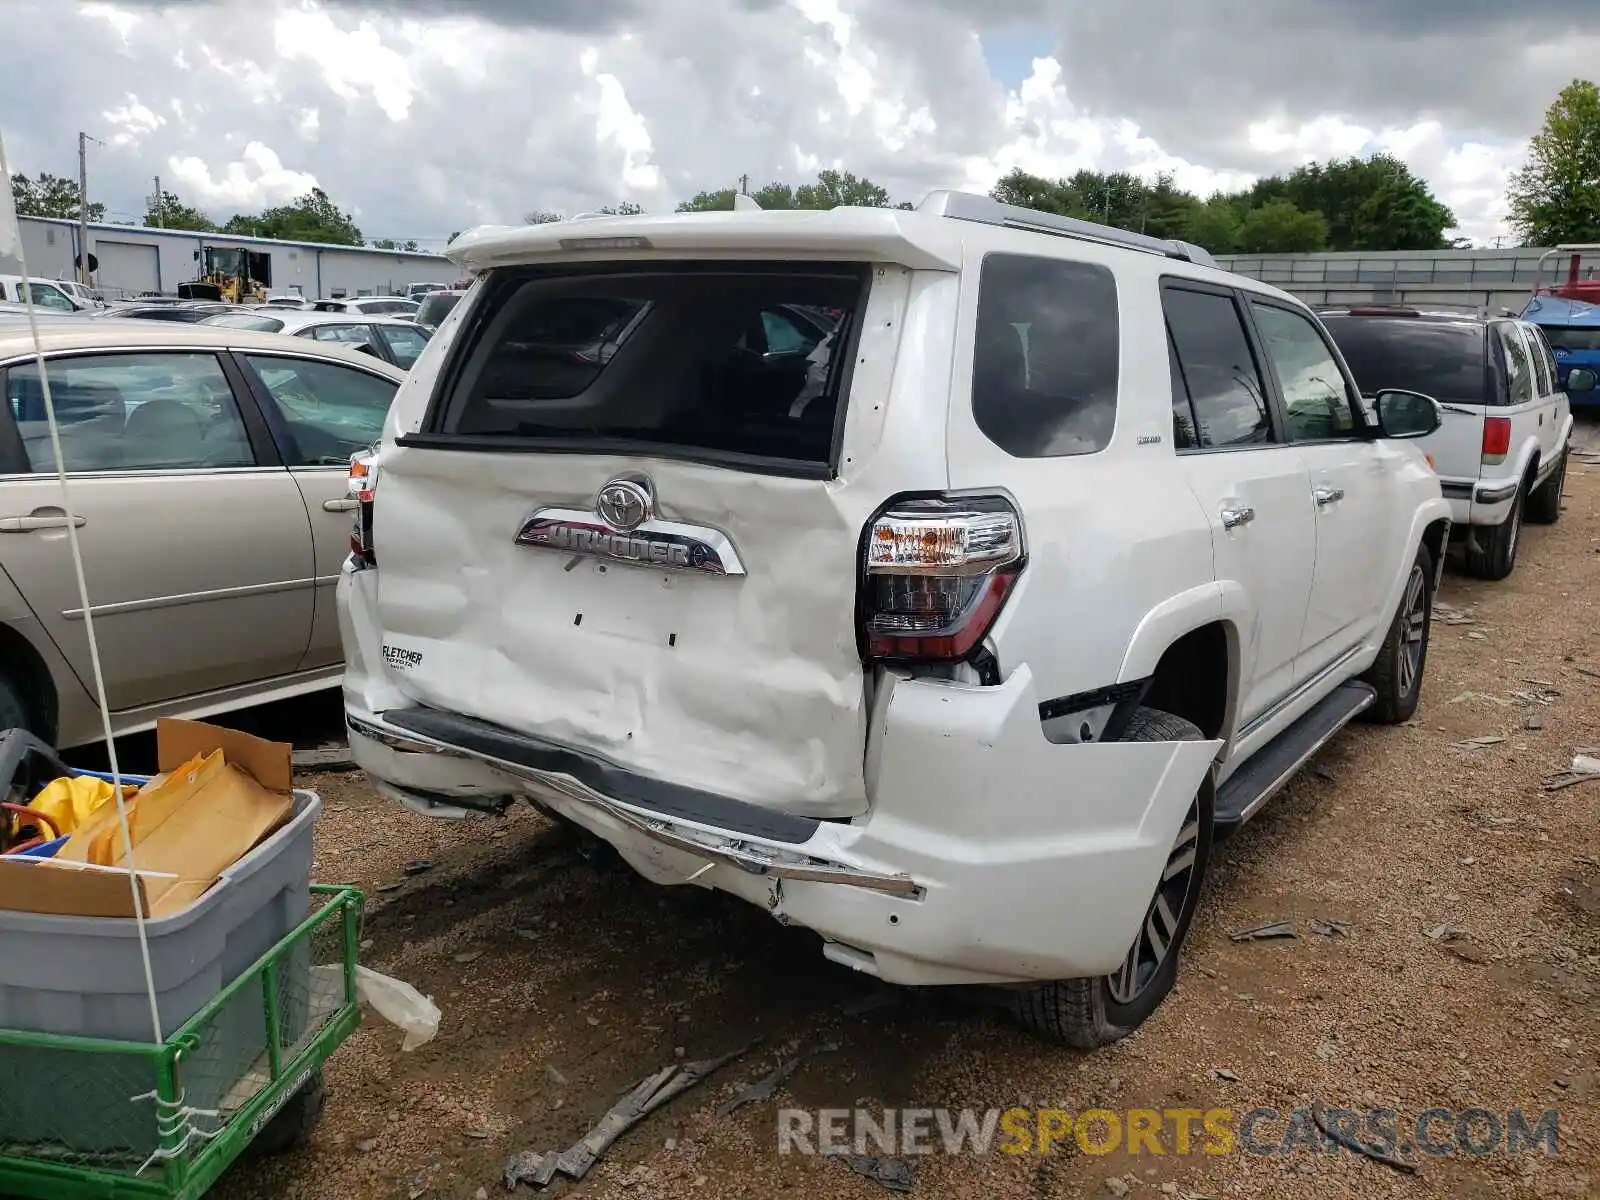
1541;325;1600;353
433;265;865;471
1321;317;1487;406
972;253;1119;457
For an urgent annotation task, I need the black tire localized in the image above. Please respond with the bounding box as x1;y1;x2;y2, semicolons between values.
1526;453;1565;525
1006;707;1213;1049
0;674;28;734
245;1070;326;1158
1464;483;1523;580
1360;542;1434;724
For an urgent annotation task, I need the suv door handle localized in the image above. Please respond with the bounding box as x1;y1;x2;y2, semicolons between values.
322;498;359;512
1314;486;1345;506
0;513;87;532
1220;505;1255;529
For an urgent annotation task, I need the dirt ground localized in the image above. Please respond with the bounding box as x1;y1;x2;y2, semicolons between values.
217;432;1600;1200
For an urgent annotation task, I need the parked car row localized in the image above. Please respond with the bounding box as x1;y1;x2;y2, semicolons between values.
199;309;431;368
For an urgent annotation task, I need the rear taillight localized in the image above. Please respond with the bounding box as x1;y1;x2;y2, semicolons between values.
860;495;1023;663
1482;416;1511;463
348;447;378;568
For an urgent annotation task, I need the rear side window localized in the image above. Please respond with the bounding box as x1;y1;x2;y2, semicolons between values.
1497;323;1534;405
1321;317;1488;407
1523;324;1556;396
1164;285;1274;449
1542;325;1600;353
431;264;866;472
971;253;1118;457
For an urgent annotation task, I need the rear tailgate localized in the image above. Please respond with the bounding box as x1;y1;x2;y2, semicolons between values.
370;254;952;819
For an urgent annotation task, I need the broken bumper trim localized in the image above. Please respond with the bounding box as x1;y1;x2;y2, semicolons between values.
353;710;921;898
381;705;823;845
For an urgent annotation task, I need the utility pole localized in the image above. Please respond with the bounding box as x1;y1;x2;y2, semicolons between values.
77;131;90;286
739;174;750;197
152;175;162;228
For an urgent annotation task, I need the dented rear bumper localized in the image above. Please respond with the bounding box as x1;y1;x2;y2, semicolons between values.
342;570;1220;985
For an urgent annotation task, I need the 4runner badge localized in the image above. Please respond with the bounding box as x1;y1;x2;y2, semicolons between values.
514;480;747;577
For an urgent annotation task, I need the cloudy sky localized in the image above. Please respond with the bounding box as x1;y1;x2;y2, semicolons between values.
3;0;1596;249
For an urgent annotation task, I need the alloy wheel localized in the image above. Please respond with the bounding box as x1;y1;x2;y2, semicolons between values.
1107;802;1201;1005
1399;563;1427;697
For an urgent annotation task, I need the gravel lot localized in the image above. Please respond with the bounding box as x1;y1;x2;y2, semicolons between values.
216;428;1600;1200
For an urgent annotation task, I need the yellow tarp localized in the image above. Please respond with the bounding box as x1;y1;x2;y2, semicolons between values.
27;775;136;839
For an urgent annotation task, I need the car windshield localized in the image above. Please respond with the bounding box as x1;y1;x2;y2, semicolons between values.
1320;316;1488;406
202;312;285;332
416;291;463;326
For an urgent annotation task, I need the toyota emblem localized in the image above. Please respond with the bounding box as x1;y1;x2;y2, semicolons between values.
595;476;654;533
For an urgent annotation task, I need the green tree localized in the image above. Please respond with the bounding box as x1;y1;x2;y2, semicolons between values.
1507;79;1600;246
598;201;644;215
370;238;420;251
1251;154;1453;250
524;209;561;224
1184;196;1246;253
144;189;216;232
676;187;737;212
224;188;363;245
11;172;105;221
1238;199;1329;253
1142;173;1202;242
795;169;890;209
677;172;904;212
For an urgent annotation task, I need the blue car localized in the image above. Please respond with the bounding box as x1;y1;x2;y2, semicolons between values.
1521;294;1600;408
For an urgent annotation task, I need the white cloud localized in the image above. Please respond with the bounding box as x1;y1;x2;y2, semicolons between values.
102;93;164;146
167;142;319;209
0;0;1551;247
964;58;1252;200
273;7;415;122
79;1;136;46
581;50;661;195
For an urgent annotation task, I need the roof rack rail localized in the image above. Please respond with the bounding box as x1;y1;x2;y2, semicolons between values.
918;189;1218;268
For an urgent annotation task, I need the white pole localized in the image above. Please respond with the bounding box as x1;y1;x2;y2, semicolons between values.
77;131;90;286
1;129;164;1046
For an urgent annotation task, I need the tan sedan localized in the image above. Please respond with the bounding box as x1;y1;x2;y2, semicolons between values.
0;320;405;747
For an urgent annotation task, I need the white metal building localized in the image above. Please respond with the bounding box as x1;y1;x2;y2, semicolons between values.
0;215;459;300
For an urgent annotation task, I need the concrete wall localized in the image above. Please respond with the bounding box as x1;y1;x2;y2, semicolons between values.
1213;246;1590;315
0;217;457;300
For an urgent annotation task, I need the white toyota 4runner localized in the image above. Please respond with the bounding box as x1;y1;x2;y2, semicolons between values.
337;194;1453;1046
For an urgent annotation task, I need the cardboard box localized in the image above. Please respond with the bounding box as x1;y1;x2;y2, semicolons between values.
0;719;294;919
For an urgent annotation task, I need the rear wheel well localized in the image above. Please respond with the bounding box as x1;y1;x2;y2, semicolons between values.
1141;623;1230;741
0;622;59;741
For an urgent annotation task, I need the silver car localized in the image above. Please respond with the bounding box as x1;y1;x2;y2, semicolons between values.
0;321;405;746
200;310;432;370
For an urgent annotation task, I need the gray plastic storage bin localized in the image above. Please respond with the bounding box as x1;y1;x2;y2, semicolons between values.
0;788;320;1161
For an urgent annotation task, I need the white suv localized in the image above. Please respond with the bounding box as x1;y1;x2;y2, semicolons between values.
337;194;1452;1045
1321;307;1590;580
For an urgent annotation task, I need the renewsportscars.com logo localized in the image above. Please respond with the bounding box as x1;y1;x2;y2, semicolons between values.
777;1106;1560;1160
